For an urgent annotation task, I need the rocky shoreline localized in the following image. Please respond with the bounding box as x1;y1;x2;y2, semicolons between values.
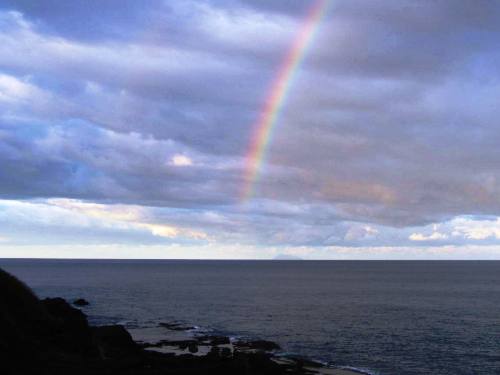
0;268;362;375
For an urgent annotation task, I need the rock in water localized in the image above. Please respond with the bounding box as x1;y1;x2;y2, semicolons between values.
159;321;196;331
73;298;90;306
188;342;199;353
197;335;231;346
235;339;281;351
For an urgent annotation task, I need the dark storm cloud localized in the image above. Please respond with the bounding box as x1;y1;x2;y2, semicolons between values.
1;0;500;248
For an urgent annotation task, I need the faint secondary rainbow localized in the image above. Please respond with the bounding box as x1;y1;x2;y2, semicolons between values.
241;0;330;202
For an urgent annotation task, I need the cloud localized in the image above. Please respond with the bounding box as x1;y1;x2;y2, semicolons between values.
0;199;208;245
0;74;35;102
46;198;208;240
170;154;193;167
409;224;448;241
451;217;500;240
409;232;448;242
1;2;500;257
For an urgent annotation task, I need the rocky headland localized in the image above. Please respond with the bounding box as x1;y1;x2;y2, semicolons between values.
0;267;361;375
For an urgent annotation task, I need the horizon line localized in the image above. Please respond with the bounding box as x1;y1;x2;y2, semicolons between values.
0;257;498;261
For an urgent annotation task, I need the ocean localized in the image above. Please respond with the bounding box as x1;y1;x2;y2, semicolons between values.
1;259;499;375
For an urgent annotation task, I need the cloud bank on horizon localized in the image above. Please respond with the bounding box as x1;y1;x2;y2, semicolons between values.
1;0;500;259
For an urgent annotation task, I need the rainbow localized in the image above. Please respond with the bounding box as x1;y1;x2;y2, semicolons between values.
241;0;330;202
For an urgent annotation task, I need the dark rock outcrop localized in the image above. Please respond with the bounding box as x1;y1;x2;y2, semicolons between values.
73;298;90;306
159;321;196;331
235;339;281;351
188;342;198;353
197;334;231;346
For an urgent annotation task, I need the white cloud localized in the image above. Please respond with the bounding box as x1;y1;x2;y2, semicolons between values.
0;74;43;104
409;232;448;241
46;198;207;240
0;199;207;241
409;224;448;241
409;218;500;242
170;154;193;167
451;217;500;240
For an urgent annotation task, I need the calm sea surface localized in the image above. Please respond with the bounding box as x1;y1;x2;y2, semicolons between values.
1;259;499;375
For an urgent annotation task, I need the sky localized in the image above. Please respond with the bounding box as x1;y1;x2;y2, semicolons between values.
1;0;500;259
